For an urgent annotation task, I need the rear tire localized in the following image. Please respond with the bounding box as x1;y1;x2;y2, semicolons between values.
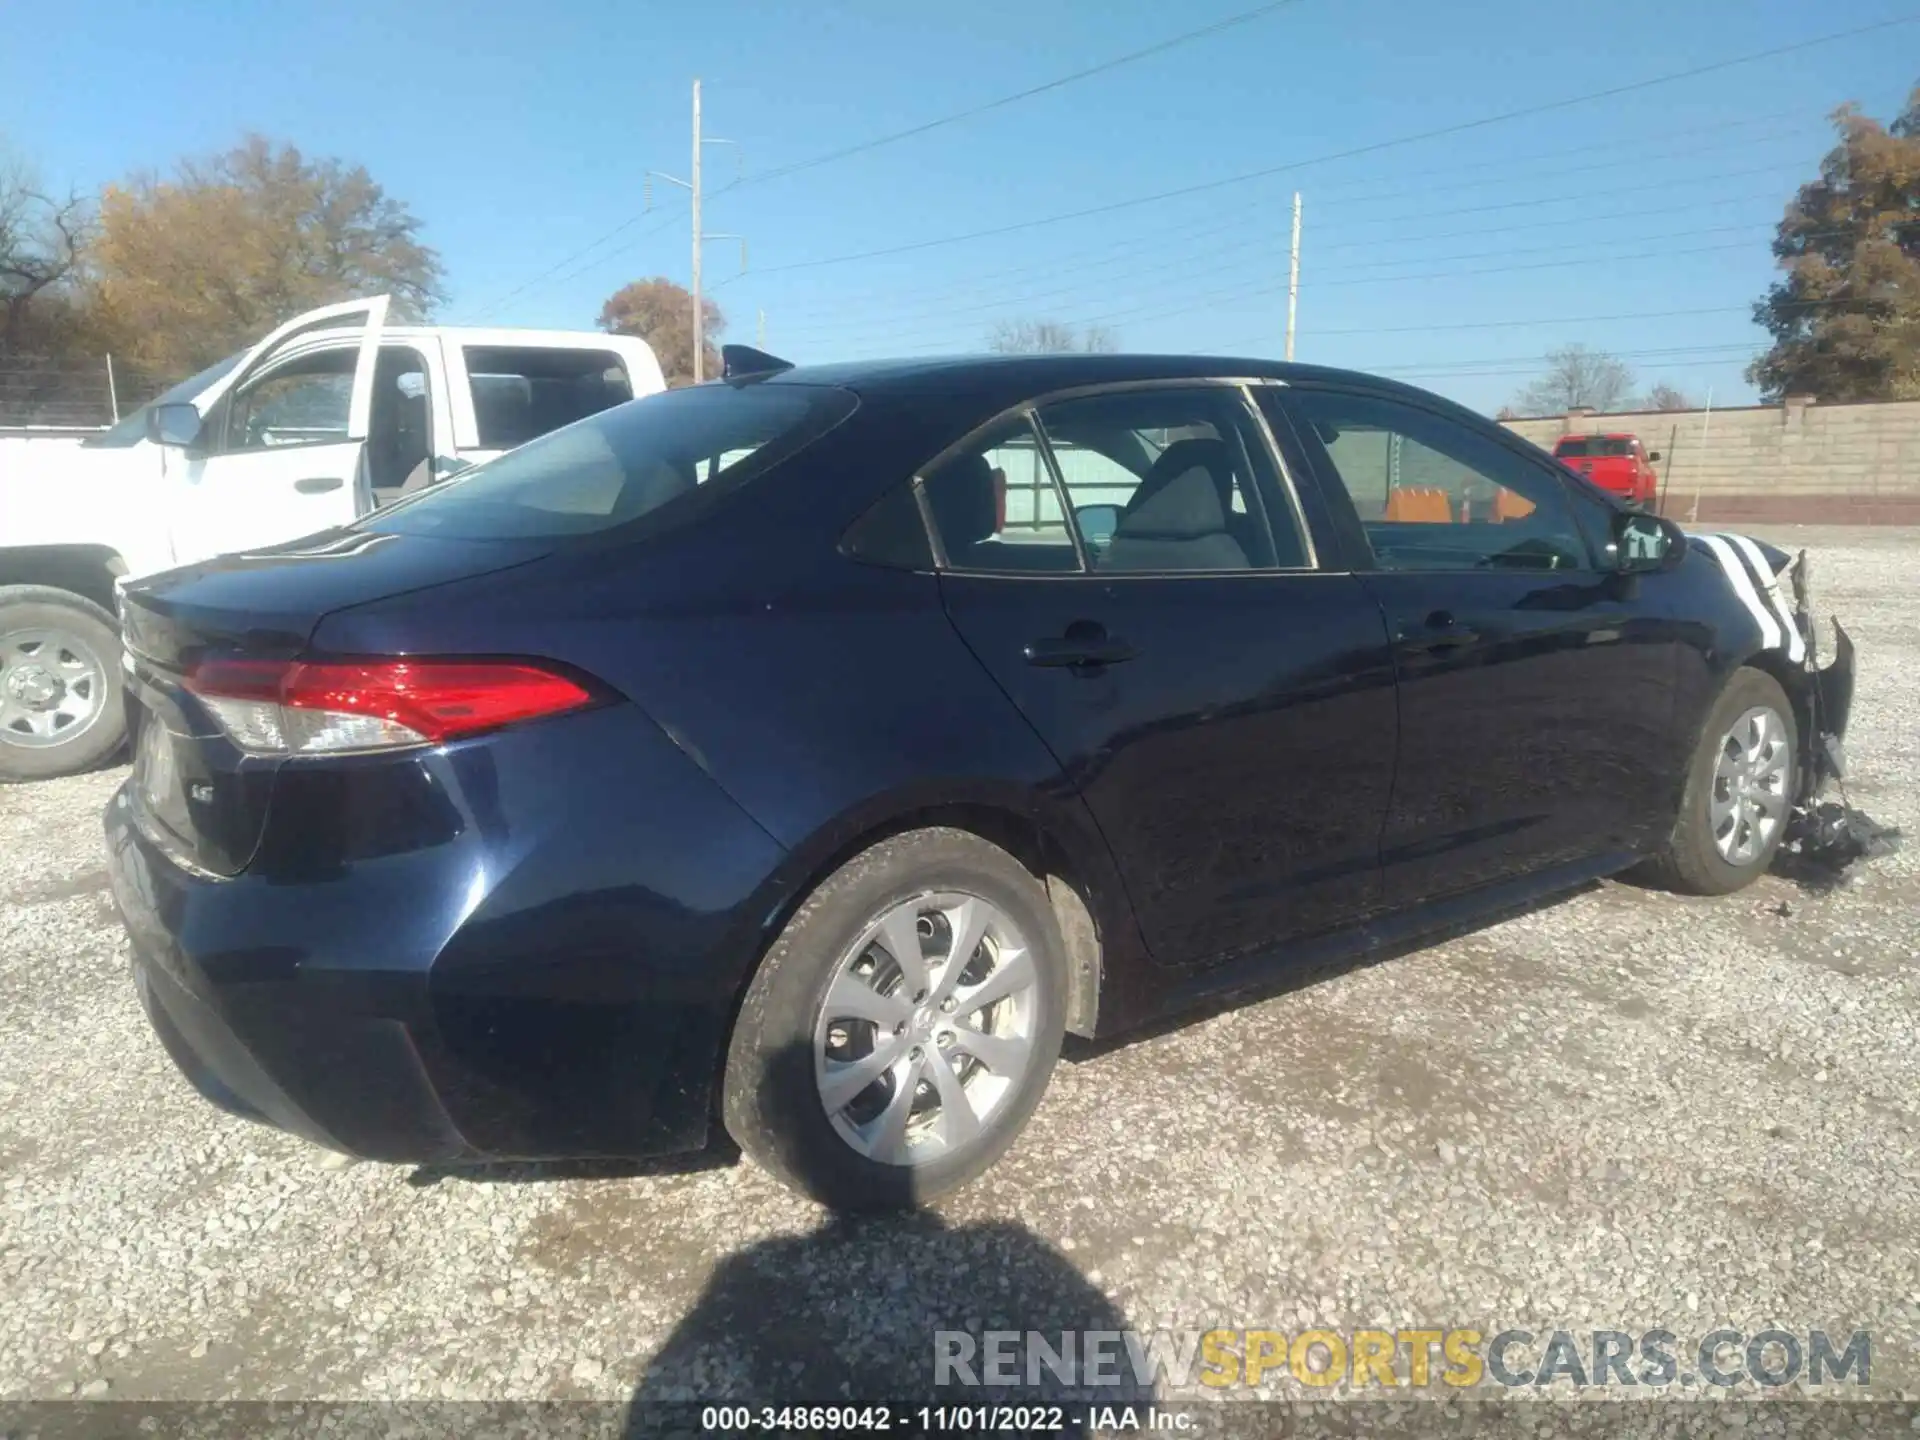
1640;668;1798;896
0;586;125;783
722;827;1067;1211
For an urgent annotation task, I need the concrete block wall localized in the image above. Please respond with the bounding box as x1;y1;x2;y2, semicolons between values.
1500;397;1920;524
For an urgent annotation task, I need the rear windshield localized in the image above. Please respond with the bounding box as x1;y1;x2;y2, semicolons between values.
364;382;855;541
1554;436;1633;457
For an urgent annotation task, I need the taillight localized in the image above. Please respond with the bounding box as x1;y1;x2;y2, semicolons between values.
186;657;597;756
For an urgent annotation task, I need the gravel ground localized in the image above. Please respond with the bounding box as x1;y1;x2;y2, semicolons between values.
2;525;1917;1423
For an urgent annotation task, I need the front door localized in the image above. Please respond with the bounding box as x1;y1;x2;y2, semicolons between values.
1267;385;1679;907
929;384;1399;971
168;296;390;565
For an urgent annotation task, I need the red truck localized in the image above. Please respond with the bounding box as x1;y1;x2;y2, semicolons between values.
1552;433;1661;509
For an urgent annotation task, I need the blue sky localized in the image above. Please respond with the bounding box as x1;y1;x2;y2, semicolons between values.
4;0;1914;413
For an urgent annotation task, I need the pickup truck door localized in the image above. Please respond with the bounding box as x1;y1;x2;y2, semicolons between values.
166;296;390;565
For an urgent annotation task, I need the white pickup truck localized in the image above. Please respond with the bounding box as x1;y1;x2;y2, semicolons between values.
0;295;664;780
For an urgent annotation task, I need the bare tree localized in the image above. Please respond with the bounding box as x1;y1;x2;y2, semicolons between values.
1509;344;1637;416
988;318;1118;354
1643;382;1694;411
0;165;92;354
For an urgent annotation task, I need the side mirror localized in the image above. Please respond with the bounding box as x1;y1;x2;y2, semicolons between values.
1647;450;1662;462
146;403;202;448
1074;503;1121;549
1612;509;1684;575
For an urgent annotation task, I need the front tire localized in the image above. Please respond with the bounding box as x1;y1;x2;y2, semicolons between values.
0;586;126;783
1642;668;1798;895
723;827;1067;1210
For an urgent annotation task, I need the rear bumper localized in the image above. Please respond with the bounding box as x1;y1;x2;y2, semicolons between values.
103;706;789;1163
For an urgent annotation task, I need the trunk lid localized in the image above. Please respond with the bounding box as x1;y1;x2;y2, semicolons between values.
119;527;553;876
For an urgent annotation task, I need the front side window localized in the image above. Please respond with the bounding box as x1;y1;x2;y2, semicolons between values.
224;348;355;451
1284;390;1591;573
366;381;854;541
464;346;633;450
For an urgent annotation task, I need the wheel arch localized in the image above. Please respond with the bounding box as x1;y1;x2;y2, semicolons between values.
727;785;1137;1059
0;545;127;619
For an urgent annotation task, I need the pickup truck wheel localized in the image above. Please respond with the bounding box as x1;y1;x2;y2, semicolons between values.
0;586;126;783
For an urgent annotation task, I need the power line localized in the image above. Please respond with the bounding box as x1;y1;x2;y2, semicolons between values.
770;200;1798;347
738;14;1915;279
759;119;1816;328
727;0;1309;191
1313;305;1755;337
1379;347;1760;382
769;185;1811;348
1215;294;1867;348
1373;343;1758;374
986;240;1762;339
463;212;681;323
462;0;1308;319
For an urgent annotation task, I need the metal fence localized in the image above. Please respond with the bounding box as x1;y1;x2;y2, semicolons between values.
0;355;119;429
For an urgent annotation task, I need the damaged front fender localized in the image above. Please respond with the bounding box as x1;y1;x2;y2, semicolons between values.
1700;536;1897;881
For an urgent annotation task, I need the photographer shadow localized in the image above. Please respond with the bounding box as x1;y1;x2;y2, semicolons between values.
624;1044;1150;1433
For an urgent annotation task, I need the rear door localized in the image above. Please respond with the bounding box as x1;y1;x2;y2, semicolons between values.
1264;385;1679;906
168;296;389;565
931;382;1399;971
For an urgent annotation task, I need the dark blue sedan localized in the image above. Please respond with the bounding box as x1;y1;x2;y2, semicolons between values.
104;348;1855;1209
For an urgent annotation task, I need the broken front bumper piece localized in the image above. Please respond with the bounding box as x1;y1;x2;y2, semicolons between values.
1780;558;1899;882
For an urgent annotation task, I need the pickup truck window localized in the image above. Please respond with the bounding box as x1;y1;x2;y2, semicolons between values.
365;382;855;541
464;346;634;449
80;352;243;449
1553;437;1634;457
225;348;355;450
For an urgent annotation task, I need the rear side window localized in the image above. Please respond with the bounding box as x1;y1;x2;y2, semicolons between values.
921;416;1080;574
367;383;855;540
464;346;635;449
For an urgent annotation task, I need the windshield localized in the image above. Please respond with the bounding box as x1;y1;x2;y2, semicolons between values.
81;351;245;448
364;381;857;541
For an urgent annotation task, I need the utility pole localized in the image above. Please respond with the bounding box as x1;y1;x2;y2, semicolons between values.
1688;386;1715;525
691;79;705;383
1285;192;1302;362
645;83;743;385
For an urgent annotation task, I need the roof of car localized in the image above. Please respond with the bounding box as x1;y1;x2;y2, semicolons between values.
754;352;1489;422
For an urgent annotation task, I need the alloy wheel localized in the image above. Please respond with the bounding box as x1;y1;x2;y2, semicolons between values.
813;891;1040;1167
1710;704;1791;866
